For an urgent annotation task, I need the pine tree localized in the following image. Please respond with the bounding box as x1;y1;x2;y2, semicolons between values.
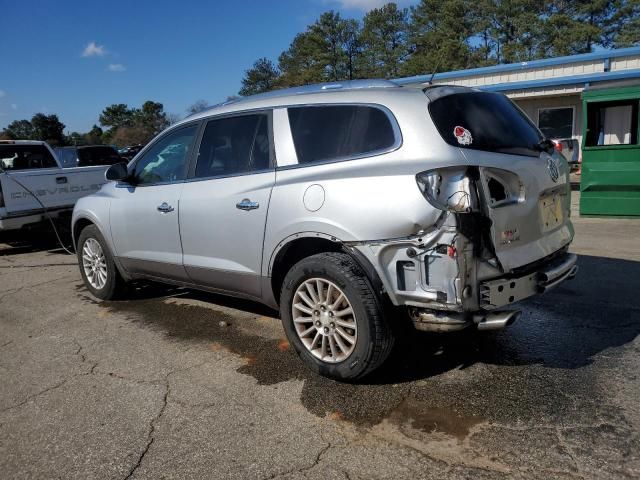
358;3;410;78
402;0;474;76
239;58;280;96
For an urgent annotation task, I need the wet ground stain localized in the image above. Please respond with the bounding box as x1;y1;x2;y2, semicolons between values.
79;253;640;439
386;397;484;439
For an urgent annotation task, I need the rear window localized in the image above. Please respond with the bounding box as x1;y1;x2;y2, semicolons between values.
428;92;544;157
54;148;79;167
0;144;58;170
288;105;396;165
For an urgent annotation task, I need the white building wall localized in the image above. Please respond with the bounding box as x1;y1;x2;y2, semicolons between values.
431;53;640;90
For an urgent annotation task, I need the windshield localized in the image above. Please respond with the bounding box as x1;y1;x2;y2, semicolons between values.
428;91;544;157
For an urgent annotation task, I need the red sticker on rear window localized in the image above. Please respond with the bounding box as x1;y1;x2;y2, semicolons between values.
454;126;473;146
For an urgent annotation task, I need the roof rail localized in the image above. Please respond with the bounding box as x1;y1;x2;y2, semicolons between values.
253;79;399;98
221;79;399;107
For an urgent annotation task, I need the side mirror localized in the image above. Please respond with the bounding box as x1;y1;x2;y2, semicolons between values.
105;162;129;182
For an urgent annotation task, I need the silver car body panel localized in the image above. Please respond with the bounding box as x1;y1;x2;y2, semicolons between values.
108;182;188;281
72;81;575;315
180;170;275;298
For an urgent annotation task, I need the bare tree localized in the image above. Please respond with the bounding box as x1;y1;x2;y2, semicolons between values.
167;112;181;125
186;100;210;116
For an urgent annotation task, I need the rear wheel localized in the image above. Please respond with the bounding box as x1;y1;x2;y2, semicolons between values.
280;252;394;381
77;225;126;300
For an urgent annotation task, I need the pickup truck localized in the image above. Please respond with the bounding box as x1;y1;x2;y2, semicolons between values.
0;140;110;232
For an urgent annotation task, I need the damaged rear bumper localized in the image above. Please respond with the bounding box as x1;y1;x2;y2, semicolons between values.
479;253;578;310
351;229;577;332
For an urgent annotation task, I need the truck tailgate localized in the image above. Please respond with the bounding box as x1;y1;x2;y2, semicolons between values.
1;166;107;216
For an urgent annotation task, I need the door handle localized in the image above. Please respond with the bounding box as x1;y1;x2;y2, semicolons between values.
157;202;174;213
56;176;68;184
236;198;259;211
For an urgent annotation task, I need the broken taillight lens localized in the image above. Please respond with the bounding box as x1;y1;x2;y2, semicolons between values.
416;167;478;213
553;140;563;153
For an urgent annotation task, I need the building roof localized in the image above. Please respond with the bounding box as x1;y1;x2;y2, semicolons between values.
393;46;640;95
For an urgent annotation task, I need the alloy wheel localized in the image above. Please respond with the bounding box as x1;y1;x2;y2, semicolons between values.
292;278;357;363
82;238;108;290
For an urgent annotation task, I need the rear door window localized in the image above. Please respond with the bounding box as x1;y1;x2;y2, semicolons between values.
194;113;272;178
428;91;544;157
287;105;396;164
0;144;58;170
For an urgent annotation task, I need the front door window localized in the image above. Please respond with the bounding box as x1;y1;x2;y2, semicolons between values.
133;125;198;185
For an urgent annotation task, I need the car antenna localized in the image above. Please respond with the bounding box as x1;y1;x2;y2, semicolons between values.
426;52;446;85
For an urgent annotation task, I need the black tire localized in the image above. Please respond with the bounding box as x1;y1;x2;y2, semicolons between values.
280;252;394;381
77;224;126;300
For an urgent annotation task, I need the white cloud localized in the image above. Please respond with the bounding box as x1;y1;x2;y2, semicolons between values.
11;103;17;110
82;41;106;57
331;0;414;11
0;90;5;98
107;63;126;72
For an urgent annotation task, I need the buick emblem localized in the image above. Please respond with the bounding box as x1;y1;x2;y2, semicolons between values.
547;156;559;182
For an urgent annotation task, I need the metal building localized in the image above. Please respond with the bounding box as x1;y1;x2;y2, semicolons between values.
396;47;640;216
396;46;640;158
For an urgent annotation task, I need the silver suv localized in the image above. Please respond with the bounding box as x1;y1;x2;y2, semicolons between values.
72;81;577;380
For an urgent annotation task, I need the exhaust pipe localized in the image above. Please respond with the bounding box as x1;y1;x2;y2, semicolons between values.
408;308;472;332
476;310;521;331
408;308;521;333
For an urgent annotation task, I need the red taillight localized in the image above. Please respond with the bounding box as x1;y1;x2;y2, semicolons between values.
553;140;563;153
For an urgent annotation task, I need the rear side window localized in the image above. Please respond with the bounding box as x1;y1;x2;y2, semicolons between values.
288;105;396;164
428;92;544;157
0;144;58;170
194;113;271;178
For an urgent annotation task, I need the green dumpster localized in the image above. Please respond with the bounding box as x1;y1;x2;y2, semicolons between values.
580;85;640;216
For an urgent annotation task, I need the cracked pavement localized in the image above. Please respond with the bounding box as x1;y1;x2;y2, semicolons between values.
1;196;640;479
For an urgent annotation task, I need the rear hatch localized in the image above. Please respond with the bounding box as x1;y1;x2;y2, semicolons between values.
427;88;573;271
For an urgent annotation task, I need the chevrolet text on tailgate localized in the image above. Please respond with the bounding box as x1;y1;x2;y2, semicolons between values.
73;81;577;381
0;140;109;232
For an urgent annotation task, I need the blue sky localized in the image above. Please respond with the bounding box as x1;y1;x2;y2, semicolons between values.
0;0;416;133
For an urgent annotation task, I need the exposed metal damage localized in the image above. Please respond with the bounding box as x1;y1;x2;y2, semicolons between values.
348;162;577;333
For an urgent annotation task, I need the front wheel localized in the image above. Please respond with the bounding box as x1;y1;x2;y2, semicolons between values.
77;225;126;300
280;252;394;381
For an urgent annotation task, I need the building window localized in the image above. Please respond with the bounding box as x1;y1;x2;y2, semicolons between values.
585;100;639;147
538;107;574;139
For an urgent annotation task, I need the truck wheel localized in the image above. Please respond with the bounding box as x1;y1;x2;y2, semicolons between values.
77;225;126;300
280;252;394;381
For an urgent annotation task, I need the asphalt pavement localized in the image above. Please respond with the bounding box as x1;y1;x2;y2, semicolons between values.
1;192;639;479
